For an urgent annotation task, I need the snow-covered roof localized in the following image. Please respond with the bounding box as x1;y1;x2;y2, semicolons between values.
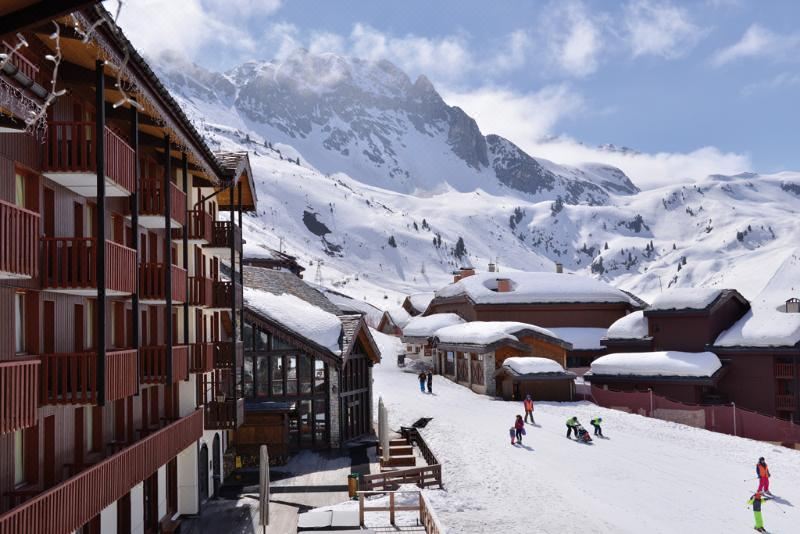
606;311;649;339
402;313;465;338
384;306;412;328
647;288;724;312
589;351;722;377
406;292;435;314
714;308;800;347
548;327;607;350
242;242;281;260
434;321;565;347
503;356;566;375
434;271;636;305
323;291;383;328
243;287;343;354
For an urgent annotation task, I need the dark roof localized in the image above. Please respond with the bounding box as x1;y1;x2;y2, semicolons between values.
243;266;341;315
644;289;749;316
340;314;381;364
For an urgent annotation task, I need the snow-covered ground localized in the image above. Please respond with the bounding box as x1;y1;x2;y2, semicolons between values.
370;330;800;533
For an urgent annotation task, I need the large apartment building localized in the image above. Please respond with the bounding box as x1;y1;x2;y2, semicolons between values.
0;3;256;533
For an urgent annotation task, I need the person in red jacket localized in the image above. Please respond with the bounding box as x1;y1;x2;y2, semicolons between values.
756;457;771;495
523;394;535;424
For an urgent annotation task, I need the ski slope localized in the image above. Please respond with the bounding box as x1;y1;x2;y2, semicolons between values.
371;331;800;533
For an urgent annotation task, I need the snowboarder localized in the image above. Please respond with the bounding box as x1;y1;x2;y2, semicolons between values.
426;371;433;394
756;457;771;495
523;394;535;424
509;426;516;445
418;372;426;393
514;415;525;444
590;417;603;437
747;491;771;532
566;416;579;439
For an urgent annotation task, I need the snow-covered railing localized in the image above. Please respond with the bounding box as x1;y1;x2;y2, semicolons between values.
357;490;446;534
401;426;440;467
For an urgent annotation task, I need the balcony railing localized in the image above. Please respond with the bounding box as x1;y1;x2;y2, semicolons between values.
186;209;213;242
775;363;796;379
0;409;203;534
190;342;214;374
208;221;241;250
0;358;39;434
776;394;796;411
41;238;136;295
214;341;243;369
188;275;213;307
140;345;189;384
0;200;38;279
43;122;135;196
39;350;138;405
2;41;40;84
212;280;242;309
139;179;187;227
204;398;244;430
138;263;187;303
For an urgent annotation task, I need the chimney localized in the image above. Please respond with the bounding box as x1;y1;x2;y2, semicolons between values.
488;262;496;273
787;298;800;313
459;267;475;279
496;278;511;293
453;274;461;283
555;263;563;274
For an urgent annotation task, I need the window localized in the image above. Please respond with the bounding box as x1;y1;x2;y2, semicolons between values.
286;356;298;395
271;356;284;396
273;336;293;350
299;354;312;394
14;430;24;487
15;293;25;354
243;322;254;351
243;355;254;397
314;398;327;444
255;355;270;397
15;172;25;207
314;359;326;392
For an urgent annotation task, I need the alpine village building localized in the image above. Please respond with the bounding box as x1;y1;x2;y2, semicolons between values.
0;3;257;533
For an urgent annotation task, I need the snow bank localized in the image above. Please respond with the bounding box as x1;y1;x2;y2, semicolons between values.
648;288;723;311
606;311;649;339
407;292;435;313
590;351;721;377
243;287;342;354
715;308;800;347
403;313;465;338
504;356;566;375
548;327;606;350
434;271;636;305
434;321;560;346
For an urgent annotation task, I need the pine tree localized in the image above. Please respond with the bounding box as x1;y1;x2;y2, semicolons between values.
388;235;397;248
454;237;467;258
604;242;609;250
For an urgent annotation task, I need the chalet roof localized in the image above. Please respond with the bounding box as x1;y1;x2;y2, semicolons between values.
404;292;435;314
341;315;382;364
402;313;465;340
495;357;576;381
714;308;800;348
379;307;412;331
213;150;258;211
433;321;572;352
588;351;722;378
548;327;607;350
243;266;341;315
606;311;649;340
646;288;748;314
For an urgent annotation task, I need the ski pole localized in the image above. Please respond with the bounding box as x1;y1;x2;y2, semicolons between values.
769;498;788;515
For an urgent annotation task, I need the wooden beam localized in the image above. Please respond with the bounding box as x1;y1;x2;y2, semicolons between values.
0;1;97;37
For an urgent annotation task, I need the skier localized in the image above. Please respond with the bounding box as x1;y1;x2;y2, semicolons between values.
747;491;771;532
523;394;535;424
417;372;426;393
566;416;579;439
756;457;771;495
509;426;517;445
590;417;603;437
514;415;525;445
426;371;433;394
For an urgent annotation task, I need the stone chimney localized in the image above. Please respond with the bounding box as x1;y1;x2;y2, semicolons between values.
459;267;475;279
496;278;512;293
555;263;563;274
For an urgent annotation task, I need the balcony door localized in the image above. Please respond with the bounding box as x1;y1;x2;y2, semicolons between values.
73;202;83;238
43;187;55;237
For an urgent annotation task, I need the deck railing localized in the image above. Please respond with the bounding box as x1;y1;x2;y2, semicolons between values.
775;363;795;379
44;122;135;193
357;490;446;533
41;238;136;294
138;263;187;302
212;280;241;308
188;275;213;307
2;41;39;83
0;409;203;534
776;394;796;411
209;221;241;250
214;341;243;369
0;200;39;279
186;209;213;242
140;345;189;384
0;358;39;434
139;179;186;226
190;342;214;374
39;349;138;405
203;398;244;430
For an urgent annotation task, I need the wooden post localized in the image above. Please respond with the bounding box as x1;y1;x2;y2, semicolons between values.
164;134;173;384
95;59;107;406
358;493;365;526
389;492;395;525
130;105;140;395
182;153;189;347
258;445;270;531
237;182;243;341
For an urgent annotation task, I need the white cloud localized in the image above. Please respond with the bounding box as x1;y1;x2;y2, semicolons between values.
741;72;800;96
203;0;281;18
543;1;604;77
624;0;706;59
712;24;800;66
487;30;532;73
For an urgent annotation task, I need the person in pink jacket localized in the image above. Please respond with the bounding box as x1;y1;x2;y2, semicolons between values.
514;415;525;444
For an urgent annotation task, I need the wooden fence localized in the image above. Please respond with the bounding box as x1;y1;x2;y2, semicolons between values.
358;490;446;534
360;426;443;491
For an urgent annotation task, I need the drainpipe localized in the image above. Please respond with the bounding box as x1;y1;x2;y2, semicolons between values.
130;105;140;395
96;60;107;406
182;153;189;349
164;134;173;385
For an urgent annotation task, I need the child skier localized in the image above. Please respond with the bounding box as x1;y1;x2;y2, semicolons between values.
418;372;426;393
747;491;771;532
523;394;535;424
566;416;579;439
509;426;516;445
756;457;771;495
426;371;433;394
514;415;525;444
590;417;603;437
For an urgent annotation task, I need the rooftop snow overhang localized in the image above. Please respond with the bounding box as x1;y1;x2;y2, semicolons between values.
600;336;654;346
494;368;577;381
584;364;728;386
644;290;750;318
433;327;572;353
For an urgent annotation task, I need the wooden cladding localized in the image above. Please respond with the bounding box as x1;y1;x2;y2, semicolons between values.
188;276;213;307
775;363;795;379
39;349;138;405
139;263;187;303
190;342;214;374
0;409;204;534
186;210;213;242
0;358;39;434
139;180;186;226
203;398;244;430
212;280;240;309
776;394;796;411
41;238;136;294
214;341;243;369
140;345;189;384
210;221;241;249
44;122;135;194
0;200;39;279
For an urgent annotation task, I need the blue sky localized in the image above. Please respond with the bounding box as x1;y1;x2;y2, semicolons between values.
118;0;800;186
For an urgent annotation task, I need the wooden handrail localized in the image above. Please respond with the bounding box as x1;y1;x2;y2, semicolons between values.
0;358;39;434
41;238;135;294
40;350;137;405
359;464;442;491
188;275;213;306
0;199;39;278
357;490;446;533
203;398;244;430
190;342;214;373
139;262;187;302
187;209;213;242
139;179;187;226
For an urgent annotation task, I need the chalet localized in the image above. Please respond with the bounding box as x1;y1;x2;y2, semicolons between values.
400;313;464;365
376;306;411;336
494;357;576;401
401;292;434;317
242;241;305;278
431;321;572;398
0;3;257;533
236;266;381;465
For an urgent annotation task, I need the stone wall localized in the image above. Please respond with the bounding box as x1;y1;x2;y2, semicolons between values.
329;367;341;447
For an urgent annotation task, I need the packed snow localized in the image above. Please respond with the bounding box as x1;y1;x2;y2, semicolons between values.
714;309;800;347
402;313;465;338
648;288;725;311
503;356;567;375
433;321;562;346
548;327;607;350
589;351;722;377
242;287;343;354
606;310;649;339
370;330;800;533
407;292;435;314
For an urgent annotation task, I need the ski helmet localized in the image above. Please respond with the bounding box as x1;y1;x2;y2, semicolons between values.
759;457;765;462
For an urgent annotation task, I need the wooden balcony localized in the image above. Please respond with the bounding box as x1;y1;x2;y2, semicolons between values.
140;345;189;384
204;398;244;430
41;238;136;296
188;275;213;307
186;209;213;243
135;179;186;228
138;263;187;304
0;409;203;534
775;363;796;379
0;358;39;434
0;200;39;279
43;122;135;197
39;350;138;405
1;40;40;85
190;342;214;374
204;221;241;258
776;394;797;412
214;341;243;370
211;280;242;309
